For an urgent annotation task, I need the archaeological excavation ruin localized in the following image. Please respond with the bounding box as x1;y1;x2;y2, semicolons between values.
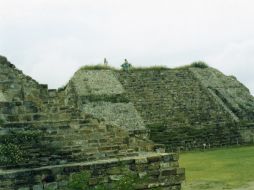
1;55;254;189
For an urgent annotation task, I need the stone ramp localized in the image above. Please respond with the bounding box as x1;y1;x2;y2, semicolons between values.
190;67;254;121
67;69;146;131
0;152;185;190
117;69;235;129
117;69;241;151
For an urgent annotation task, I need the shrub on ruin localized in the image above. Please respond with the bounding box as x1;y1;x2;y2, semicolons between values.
0;143;24;165
67;170;151;190
68;171;91;190
0;130;42;166
112;173;141;190
190;61;209;69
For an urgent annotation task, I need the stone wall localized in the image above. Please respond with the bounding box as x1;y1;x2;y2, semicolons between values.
0;91;6;102
66;69;146;132
70;69;125;96
239;123;254;144
0;115;151;169
0;56;48;104
0;56;185;189
0;152;184;190
3;54;254;189
190;67;254;121
66;66;254;151
117;69;236;128
116;67;254;150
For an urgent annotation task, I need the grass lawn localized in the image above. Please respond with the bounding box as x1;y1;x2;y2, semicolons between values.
179;146;254;190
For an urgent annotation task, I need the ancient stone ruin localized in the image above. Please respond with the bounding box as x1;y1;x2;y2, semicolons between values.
0;56;184;190
118;65;254;151
1;55;254;190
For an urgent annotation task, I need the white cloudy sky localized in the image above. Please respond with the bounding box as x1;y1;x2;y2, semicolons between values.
1;0;254;94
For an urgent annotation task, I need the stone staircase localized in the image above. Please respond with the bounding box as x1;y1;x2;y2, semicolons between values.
117;69;241;151
0;152;184;190
0;96;143;170
117;69;234;128
0;56;185;189
0;96;184;190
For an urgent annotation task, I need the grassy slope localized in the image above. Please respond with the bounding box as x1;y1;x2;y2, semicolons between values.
180;146;254;190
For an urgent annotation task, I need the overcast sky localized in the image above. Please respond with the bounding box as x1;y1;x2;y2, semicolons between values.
1;0;254;94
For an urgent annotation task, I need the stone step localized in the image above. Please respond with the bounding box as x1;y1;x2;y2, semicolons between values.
0;152;184;190
2;111;81;122
0;101;39;114
1;119;93;130
0;118;138;169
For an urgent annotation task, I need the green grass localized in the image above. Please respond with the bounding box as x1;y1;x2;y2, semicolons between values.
79;64;116;70
77;62;209;72
79;64;169;71
129;65;169;71
180;146;254;190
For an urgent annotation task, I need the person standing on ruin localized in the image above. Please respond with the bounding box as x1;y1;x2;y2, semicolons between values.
121;59;132;71
104;58;108;66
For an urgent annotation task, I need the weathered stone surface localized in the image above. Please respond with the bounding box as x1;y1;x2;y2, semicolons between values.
67;69;147;132
70;69;125;96
190;67;254;121
18;188;30;190
0;152;184;190
0;56;185;189
82;102;146;130
0;91;6;102
117;68;254;150
1;55;254;189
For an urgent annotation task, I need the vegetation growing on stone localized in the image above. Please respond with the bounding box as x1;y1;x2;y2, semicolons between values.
0;117;5;126
76;62;208;72
2;55;254;189
67;171;91;190
0;56;8;65
0;130;42;166
0;143;24;166
0;130;41;144
80;64;116;70
112;172;145;190
176;61;209;70
190;61;209;69
130;65;169;71
67;170;151;190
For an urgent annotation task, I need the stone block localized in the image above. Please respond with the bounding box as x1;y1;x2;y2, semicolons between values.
18;188;29;190
147;156;161;163
32;185;43;190
44;182;58;190
135;158;148;164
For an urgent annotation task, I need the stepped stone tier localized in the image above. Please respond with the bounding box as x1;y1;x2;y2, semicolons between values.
0;56;184;190
65;63;254;151
117;68;254;150
1;55;254;189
